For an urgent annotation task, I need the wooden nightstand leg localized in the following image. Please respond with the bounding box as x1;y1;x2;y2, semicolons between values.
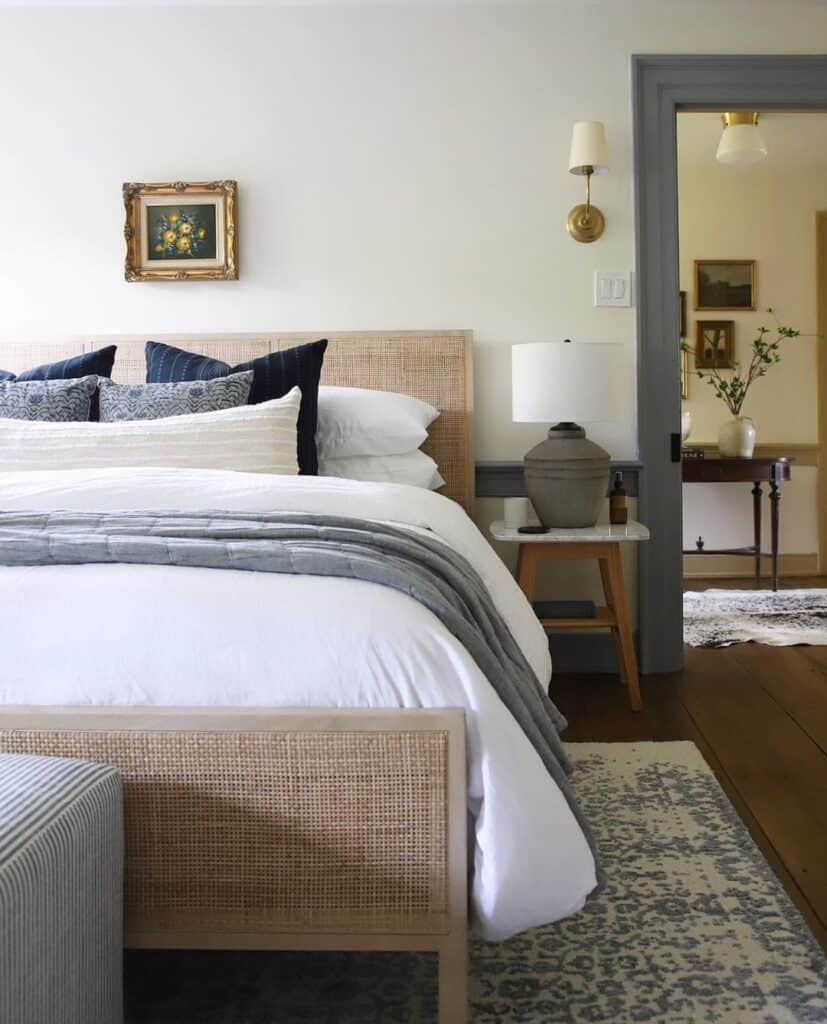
605;545;642;712
515;544;539;601
598;555;627;688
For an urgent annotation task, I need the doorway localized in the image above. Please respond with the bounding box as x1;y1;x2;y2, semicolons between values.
631;55;827;672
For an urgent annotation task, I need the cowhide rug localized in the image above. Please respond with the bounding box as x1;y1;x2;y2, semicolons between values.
683;587;827;647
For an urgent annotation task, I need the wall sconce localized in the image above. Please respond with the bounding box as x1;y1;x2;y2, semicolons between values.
716;111;767;165
567;121;609;243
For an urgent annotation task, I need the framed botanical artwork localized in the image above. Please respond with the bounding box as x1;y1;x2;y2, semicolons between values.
123;180;237;281
679;291;688;398
694;259;755;310
680;342;689;399
695;320;734;369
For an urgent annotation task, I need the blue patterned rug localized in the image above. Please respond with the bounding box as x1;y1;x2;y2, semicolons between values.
124;742;827;1023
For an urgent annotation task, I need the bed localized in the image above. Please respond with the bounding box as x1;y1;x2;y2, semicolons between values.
0;331;597;1023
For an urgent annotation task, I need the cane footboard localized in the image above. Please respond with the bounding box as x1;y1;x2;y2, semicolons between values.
0;707;468;1022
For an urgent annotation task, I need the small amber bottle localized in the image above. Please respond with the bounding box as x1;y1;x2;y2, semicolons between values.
609;472;628;525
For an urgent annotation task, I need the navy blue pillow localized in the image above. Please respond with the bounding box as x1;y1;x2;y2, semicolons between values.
145;338;328;474
0;345;117;421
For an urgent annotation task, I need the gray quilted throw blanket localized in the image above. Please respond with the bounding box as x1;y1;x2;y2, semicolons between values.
0;509;599;871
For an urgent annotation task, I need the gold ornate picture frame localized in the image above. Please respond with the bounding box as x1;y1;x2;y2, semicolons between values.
123;180;237;281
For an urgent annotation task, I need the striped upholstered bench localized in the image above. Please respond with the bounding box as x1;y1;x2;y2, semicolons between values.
0;754;123;1024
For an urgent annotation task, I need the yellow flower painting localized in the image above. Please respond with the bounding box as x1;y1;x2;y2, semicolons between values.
147;204;217;261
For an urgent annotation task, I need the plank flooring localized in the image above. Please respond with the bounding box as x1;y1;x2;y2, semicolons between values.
550;575;827;953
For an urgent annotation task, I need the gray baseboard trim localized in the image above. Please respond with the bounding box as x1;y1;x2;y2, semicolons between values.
548;632;639;674
476;460;642;499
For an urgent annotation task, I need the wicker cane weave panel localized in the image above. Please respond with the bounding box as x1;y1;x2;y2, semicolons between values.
0;729;450;936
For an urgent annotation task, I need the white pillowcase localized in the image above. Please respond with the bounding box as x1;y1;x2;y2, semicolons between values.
0;387;301;475
316;386;439;459
319;450;446;490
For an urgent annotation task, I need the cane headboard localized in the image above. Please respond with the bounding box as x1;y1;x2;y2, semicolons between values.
0;330;475;512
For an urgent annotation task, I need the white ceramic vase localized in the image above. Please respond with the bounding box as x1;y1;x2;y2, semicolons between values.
680;409;692;442
718;415;756;458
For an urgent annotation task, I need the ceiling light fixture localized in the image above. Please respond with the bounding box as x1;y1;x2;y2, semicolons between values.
715;111;767;166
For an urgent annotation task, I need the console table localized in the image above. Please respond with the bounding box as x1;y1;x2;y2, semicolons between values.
682;456;792;591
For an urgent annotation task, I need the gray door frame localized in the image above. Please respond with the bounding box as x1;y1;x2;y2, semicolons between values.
632;54;827;674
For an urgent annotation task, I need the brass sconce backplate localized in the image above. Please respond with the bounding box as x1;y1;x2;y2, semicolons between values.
567;203;605;243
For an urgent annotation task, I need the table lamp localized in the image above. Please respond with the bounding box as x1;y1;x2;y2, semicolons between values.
512;339;622;528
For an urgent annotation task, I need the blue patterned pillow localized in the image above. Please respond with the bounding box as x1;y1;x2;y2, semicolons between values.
0;345;116;421
145;338;327;474
0;375;99;422
98;370;254;422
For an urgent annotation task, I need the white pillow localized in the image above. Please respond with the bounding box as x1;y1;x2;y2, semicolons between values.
0;387;301;475
316;386;439;459
319;450;445;490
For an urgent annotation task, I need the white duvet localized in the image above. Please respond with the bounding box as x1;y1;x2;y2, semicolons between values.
0;467;597;940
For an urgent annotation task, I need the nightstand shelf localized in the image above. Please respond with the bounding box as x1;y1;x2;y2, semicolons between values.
537;606;617;630
491;520;649;711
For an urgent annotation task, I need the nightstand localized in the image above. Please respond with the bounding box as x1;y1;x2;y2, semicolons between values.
490;520;650;711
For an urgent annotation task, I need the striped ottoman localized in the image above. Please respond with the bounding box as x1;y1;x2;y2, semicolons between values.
0;754;123;1024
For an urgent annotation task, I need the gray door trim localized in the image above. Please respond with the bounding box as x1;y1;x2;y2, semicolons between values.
632;53;827;673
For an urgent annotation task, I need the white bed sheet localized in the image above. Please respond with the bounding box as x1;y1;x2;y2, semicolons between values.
0;467;597;940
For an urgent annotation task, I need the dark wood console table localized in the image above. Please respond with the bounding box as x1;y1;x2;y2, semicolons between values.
682;457;792;591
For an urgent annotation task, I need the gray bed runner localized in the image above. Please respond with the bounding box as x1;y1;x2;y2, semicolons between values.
0;509;600;874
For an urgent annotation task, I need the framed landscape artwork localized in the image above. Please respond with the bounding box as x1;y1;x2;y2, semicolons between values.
123;180;238;281
695;320;734;369
694;259;755;310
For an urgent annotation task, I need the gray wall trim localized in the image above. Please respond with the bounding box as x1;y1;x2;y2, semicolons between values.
476;460;641;499
632;53;827;674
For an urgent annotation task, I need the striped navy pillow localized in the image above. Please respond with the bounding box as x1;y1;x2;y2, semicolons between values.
145;338;328;475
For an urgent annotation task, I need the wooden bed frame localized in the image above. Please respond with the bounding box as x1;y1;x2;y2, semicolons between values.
0;330;475;1022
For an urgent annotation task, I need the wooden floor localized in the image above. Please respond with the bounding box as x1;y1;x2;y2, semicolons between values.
551;575;827;953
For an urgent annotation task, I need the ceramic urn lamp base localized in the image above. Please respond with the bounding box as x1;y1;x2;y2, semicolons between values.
523;422;610;529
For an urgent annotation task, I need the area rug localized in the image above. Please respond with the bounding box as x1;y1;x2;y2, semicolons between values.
124;742;827;1024
683;588;827;647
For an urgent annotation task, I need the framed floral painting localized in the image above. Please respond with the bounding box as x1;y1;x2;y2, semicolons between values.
123;180;237;281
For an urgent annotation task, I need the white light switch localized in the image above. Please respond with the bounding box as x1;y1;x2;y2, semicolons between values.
594;271;633;307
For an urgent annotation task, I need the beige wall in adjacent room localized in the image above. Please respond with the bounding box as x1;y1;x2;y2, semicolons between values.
678;112;826;566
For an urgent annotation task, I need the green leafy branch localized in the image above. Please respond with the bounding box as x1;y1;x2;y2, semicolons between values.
681;309;800;417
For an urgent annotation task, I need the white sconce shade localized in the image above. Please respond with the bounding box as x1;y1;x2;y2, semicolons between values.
512;341;622;423
716;112;767;165
568;121;609;175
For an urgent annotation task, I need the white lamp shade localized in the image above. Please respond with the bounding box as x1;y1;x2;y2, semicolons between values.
716;123;767;165
568;121;609;175
512;341;622;423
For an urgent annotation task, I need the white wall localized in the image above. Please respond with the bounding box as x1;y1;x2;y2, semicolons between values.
678;112;826;559
3;2;827;467
2;0;827;606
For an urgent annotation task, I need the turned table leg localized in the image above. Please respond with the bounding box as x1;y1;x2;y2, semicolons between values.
770;481;781;592
752;481;762;585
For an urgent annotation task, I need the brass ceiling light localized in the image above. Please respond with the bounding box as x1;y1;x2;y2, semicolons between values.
716;111;767;165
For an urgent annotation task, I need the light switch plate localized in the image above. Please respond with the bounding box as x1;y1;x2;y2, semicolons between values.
594;271;633;307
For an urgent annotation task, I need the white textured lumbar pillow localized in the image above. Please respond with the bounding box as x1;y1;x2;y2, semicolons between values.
0;386;301;475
